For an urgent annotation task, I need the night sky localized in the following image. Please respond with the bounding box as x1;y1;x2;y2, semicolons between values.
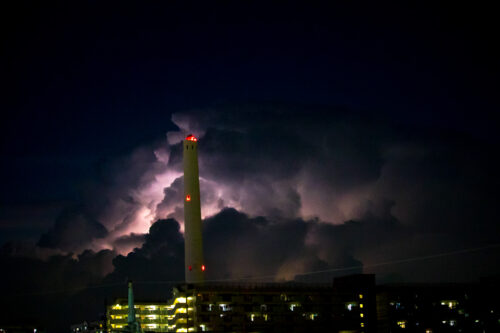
1;2;499;331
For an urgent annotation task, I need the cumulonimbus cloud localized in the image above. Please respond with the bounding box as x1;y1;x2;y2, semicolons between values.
33;104;500;282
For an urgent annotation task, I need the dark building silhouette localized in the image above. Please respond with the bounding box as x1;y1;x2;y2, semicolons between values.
376;277;500;332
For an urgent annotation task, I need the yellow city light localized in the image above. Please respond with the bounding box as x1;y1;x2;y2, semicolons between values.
360;304;364;308
175;297;187;304
360;313;364;318
175;307;187;314
359;294;363;299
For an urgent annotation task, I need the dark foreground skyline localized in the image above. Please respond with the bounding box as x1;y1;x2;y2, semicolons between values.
1;2;499;331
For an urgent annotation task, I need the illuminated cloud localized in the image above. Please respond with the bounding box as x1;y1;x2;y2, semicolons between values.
34;104;500;283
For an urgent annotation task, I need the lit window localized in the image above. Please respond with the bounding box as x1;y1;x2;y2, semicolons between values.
441;300;458;309
175;308;187;314
360;303;364;308
360;322;365;328
346;302;357;311
359;294;363;299
360;313;364;318
397;320;407;328
174;297;187;304
219;304;231;312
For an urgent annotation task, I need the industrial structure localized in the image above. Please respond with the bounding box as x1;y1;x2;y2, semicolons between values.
183;134;205;284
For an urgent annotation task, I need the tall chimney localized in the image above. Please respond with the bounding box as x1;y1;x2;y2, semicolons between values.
127;281;136;324
183;134;205;283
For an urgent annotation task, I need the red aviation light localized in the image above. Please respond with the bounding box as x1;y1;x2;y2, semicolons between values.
188;265;192;271
201;265;206;271
185;134;197;142
186;194;191;202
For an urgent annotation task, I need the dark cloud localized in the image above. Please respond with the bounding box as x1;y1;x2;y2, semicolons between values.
112;233;146;255
203;208;324;281
106;219;184;283
38;207;108;252
0;243;116;331
161;105;500;237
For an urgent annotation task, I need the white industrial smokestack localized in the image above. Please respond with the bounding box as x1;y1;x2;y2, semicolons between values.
183;134;205;283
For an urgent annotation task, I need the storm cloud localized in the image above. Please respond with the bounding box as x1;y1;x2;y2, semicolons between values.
2;104;499;331
34;104;500;277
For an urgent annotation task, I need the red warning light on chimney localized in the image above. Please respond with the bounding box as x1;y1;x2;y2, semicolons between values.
186;194;191;202
201;265;206;271
186;134;197;142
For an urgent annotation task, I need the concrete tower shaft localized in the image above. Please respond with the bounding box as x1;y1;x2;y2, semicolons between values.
127;281;136;324
183;134;205;283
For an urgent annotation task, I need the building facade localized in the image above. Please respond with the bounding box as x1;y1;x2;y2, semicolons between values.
107;300;172;333
166;275;376;333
